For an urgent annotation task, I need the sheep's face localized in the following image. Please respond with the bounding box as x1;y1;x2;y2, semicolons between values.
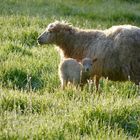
37;21;73;45
37;24;57;45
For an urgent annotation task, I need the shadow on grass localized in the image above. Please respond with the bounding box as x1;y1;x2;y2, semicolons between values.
80;105;140;138
2;68;44;90
0;91;48;114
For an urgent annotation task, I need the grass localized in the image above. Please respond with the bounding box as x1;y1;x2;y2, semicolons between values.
0;0;140;139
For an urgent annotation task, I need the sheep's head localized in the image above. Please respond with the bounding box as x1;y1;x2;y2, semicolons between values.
37;21;73;45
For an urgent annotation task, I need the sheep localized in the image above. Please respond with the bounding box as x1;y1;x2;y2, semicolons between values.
80;57;97;88
59;58;80;89
58;57;96;89
38;21;140;87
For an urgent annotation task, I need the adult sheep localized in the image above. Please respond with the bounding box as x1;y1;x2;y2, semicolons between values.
38;21;140;87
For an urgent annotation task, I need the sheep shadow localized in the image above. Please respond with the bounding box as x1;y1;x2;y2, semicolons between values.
2;68;44;91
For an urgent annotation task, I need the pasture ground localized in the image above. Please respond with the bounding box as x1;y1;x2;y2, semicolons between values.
0;0;140;139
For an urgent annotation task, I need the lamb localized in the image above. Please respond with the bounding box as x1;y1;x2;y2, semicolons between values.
59;57;96;89
80;57;97;88
38;21;140;87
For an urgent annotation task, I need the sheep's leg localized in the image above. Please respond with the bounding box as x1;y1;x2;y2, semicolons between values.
79;82;85;90
73;80;80;89
93;76;100;92
95;77;99;92
61;79;68;90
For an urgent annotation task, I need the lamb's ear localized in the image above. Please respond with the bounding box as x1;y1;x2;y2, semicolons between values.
93;58;97;63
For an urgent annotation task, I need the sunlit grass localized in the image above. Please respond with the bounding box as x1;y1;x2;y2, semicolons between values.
0;0;140;139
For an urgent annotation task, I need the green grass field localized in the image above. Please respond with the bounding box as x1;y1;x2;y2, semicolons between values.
0;0;140;139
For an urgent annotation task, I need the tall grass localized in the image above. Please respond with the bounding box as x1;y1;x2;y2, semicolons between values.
0;0;140;139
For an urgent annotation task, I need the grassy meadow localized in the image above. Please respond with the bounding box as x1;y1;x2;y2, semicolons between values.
0;0;140;139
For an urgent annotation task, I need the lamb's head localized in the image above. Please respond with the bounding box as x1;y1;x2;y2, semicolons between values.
81;57;97;74
37;21;74;45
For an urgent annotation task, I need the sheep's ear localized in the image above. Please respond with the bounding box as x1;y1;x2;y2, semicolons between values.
48;24;56;32
48;24;59;32
93;58;97;63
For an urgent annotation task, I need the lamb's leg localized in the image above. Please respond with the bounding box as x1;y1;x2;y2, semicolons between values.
93;76;100;92
61;79;68;90
80;83;84;90
73;79;80;89
95;77;99;92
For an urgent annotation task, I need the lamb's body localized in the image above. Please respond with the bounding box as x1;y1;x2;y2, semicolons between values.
59;58;81;88
38;22;140;85
59;58;93;88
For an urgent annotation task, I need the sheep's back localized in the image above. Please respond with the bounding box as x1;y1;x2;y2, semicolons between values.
103;25;140;83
